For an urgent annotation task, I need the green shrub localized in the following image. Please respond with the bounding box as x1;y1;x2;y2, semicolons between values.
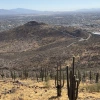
85;83;100;92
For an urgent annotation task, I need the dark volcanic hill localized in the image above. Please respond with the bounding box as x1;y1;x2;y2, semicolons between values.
0;21;87;41
0;21;100;71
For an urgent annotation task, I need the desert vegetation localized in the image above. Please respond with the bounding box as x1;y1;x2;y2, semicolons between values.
0;20;100;100
0;57;100;100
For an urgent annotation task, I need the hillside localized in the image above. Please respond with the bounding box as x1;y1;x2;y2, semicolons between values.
0;21;99;71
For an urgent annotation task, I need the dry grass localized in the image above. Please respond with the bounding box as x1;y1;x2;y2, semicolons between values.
0;79;100;100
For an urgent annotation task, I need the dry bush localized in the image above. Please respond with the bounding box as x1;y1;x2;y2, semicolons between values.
85;83;100;92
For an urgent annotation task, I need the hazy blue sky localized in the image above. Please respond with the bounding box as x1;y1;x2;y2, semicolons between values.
0;0;100;11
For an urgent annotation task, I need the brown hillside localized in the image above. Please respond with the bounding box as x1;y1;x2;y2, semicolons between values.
0;21;99;72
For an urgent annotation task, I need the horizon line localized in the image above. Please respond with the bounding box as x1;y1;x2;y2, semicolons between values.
0;7;100;12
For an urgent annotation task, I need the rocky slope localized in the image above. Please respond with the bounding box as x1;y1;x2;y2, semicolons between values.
0;21;99;71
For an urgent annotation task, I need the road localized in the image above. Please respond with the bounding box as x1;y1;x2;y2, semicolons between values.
67;33;91;47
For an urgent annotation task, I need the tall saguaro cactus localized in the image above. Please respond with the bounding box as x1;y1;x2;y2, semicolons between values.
66;57;79;100
55;62;64;97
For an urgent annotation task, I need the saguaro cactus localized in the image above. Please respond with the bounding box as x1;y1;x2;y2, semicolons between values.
36;73;39;82
39;67;49;82
1;70;4;79
77;70;81;84
89;70;92;83
66;57;79;100
55;62;64;97
95;73;99;83
82;72;86;83
23;68;28;80
44;68;48;81
10;70;16;81
40;67;44;81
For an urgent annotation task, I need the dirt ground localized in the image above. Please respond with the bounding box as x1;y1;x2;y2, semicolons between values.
0;79;100;100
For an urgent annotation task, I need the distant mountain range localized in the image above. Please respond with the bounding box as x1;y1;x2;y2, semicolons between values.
0;8;100;15
0;8;59;15
77;8;100;12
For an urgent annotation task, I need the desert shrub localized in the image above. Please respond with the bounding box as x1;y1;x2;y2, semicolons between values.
44;75;51;88
85;83;100;92
11;97;24;100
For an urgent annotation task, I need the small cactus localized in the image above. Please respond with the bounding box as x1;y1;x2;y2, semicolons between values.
89;71;92;83
1;70;4;79
82;72;86;83
23;68;28;80
39;67;49;82
40;67;44;81
95;73;99;83
10;70;16;81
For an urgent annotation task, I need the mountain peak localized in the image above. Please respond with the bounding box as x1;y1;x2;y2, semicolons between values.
24;21;46;26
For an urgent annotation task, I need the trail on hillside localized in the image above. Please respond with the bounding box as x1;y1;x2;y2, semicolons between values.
67;33;91;48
